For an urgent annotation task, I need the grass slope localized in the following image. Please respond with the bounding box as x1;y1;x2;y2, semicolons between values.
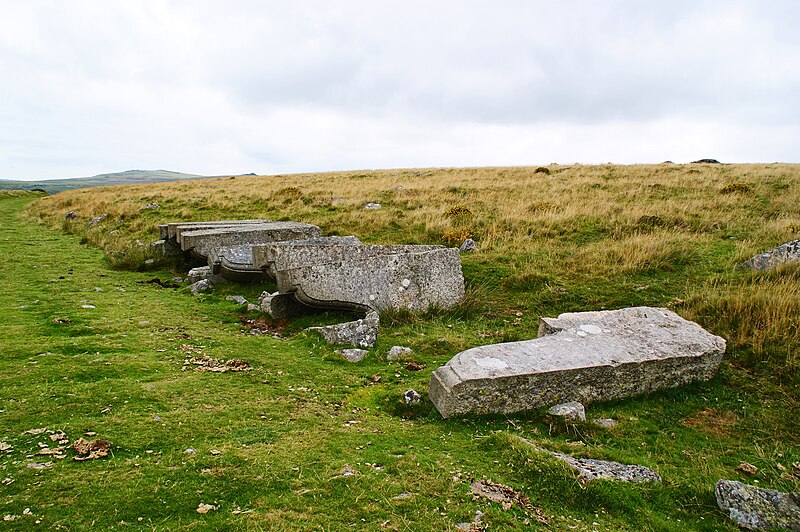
0;163;797;530
0;170;210;195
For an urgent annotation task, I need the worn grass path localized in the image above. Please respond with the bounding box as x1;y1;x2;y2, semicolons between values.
1;192;797;530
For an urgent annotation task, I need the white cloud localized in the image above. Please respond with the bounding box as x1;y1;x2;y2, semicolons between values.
0;1;797;180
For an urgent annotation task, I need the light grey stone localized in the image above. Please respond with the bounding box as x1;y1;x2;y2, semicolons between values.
337;348;368;363
246;303;260;312
259;291;318;319
459;238;478;253
306;312;379;348
189;279;211;295
386;346;413;361
593;418;618;428
160;220;271;241
429;307;726;418
187;266;226;285
179;222;321;259
251;236;363;279
737;239;800;271
715;479;800;530
364;202;381;210
87;214;108;227
273;245;464;313
226;295;248;305
547;401;586;422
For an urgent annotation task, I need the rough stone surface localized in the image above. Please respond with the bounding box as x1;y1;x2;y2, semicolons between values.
187;266;227;285
737;239;800;271
226;295;248;305
429;307;726;418
259;291;319;319
547;401;586;422
189;279;211;295
273;245;465;312
160;220;271;241
306;312;379;348
87;214;108;227
386;346;413;361
459;238;478;253
364;202;381;210
404;389;422;404
64;210;77;220
593;418;618;428
337;348;368;363
180;222;321;259
715;479;800;530
251;236;363;279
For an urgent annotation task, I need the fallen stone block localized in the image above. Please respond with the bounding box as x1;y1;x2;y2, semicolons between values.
180;222;321;259
189;279;211;295
715;479;800;530
187;266;227;285
251;236;363;279
429;307;726;418
737;239;800;271
386;345;413;361
306;312;379;348
337;348;368;363
271;245;464;312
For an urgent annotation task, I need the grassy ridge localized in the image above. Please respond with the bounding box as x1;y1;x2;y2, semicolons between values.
0;165;796;529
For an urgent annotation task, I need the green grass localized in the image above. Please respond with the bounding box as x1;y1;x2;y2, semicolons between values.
1;171;799;531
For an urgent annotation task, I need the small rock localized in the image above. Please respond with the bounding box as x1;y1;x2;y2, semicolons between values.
593;418;618;428
459;238;478;253
87;214;108;227
72;438;110;461
336;464;356;477
386;345;413;361
140;203;160;210
226;295;248;305
547;401;586;422
81;304;96;309
189;279;210;295
27;462;51;470
404;389;422;404
337;349;368;363
64;210;77;220
307;312;379;348
246;303;260;312
184;448;196;454
363;202;382;210
196;503;217;514
715;479;800;530
187;266;226;285
738;462;759;475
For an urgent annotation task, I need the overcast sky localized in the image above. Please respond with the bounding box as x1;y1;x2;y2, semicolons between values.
1;1;798;180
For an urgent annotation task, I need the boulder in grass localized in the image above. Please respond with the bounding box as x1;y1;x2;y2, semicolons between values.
737;239;800;271
715;479;800;530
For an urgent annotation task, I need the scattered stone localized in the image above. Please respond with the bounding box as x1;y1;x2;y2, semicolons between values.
737;239;800;271
183;355;251;373
470;480;532;510
226;295;248;305
459;238;478;253
27;462;51;470
196;503;217;514
64;210;77;220
593;418;618;428
364;203;382;210
386;345;413;361
547;401;586;422
52;317;71;324
392;492;412;500
80;304;96;309
184;448;196;454
715;479;800;530
430;307;726;418
336;349;368;363
246;303;260;312
0;442;11;451
72;438;110;461
405;362;424;371
187;266;227;285
335;464;357;477
455;510;485;531
24;428;48;435
189;279;211;295
140;203;160;210
738;462;759;475
404;389;422;404
306;312;379;348
87;214;108;227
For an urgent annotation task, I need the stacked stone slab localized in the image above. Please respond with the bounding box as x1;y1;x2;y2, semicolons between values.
213;236;362;282
253;244;465;313
179;222;322;260
429;307;726;418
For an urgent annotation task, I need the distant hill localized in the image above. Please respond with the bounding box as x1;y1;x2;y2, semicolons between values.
0;169;211;194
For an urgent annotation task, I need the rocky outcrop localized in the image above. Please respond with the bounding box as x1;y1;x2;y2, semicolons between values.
715;480;800;530
737;239;800;271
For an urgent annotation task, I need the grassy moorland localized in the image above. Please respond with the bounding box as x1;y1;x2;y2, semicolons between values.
0;163;797;530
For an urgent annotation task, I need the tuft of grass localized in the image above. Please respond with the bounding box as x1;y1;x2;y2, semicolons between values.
720;182;753;194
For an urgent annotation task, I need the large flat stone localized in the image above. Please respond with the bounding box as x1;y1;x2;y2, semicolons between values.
159;220;271;241
251;236;363;279
179;222;321;259
273;245;464;312
737;239;800;271
429;307;726;418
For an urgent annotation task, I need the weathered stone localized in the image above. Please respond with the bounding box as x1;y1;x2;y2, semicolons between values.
737;239;800;271
87;214;108;227
547;401;586;422
386;346;413;361
259;291;320;319
189;279;211;295
459;238;478;253
429;307;726;418
180;222;321;259
246;303;260;312
226;295;248;305
404;389;422;404
140;203;160;210
593;418;618;428
271;245;464;312
364;202;382;210
715;479;800;530
159;220;271;241
337;348;368;363
187;266;227;285
251;236;363;279
306;312;379;348
64;210;77;220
